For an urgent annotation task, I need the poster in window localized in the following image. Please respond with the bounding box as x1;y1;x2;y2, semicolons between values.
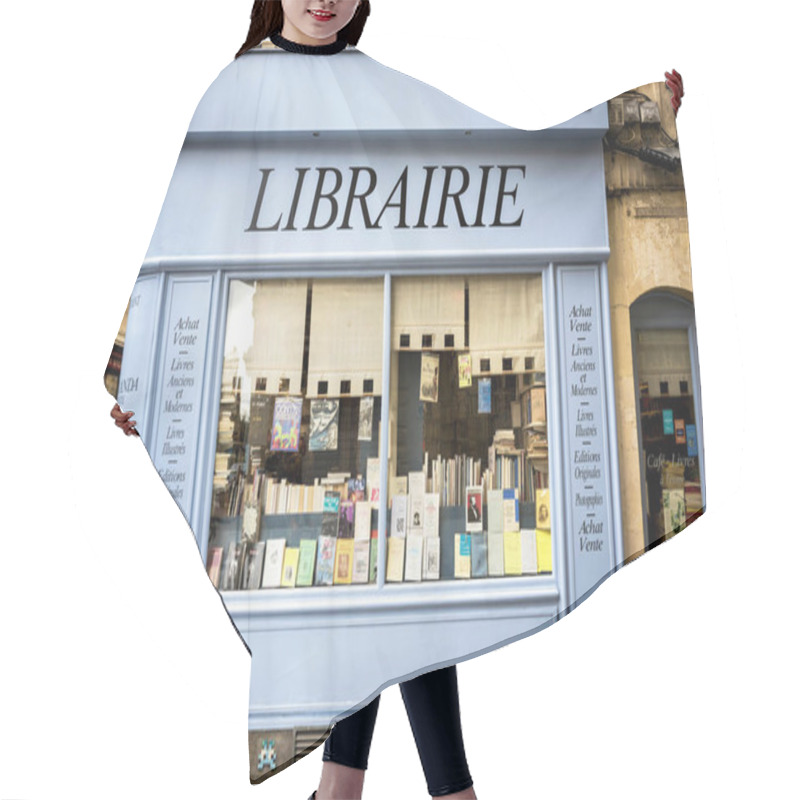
458;353;472;387
478;378;492;413
270;397;302;452
419;353;440;403
358;396;374;441
309;399;339;452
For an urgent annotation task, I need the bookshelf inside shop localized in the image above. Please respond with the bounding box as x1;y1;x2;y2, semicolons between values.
635;325;704;545
206;274;553;591
638;390;703;544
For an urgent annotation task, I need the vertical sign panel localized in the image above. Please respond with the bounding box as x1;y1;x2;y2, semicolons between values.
153;277;213;520
117;276;160;435
559;268;614;600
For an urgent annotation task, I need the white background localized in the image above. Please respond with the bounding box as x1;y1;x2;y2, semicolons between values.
1;1;797;798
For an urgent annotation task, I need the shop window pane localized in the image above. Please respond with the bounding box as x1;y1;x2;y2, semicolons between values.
207;278;384;592
636;328;703;547
387;273;551;585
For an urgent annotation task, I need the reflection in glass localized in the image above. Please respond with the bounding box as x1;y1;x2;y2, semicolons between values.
636;328;703;547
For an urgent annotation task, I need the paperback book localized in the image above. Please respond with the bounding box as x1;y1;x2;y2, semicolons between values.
503;531;522;575
487;489;504;534
281;547;299;587
314;535;336;586
206;546;224;588
502;487;520;532
354;500;372;541
262;538;286;589
422;537;440;580
404;534;424;582
244;541;266;590
296;539;317;587
470;532;488;578
334;539;355;585
386;537;405;582
352;539;371;584
422;493;440;538
338;501;355;539
465;485;483;532
391;494;408;538
487;532;504;576
536;488;551;530
520;529;538;574
536;529;552;573
454;533;471;578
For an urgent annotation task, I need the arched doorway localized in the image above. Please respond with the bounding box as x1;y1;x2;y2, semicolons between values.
630;290;705;549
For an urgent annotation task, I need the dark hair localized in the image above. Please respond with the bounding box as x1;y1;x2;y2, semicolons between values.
236;0;371;58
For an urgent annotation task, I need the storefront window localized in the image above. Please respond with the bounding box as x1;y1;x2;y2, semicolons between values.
636;327;703;546
207;278;383;590
207;272;553;591
388;273;551;582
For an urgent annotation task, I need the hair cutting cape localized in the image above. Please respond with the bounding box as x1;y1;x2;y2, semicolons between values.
105;43;705;781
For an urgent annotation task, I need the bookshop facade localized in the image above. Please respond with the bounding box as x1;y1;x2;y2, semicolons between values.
115;49;639;771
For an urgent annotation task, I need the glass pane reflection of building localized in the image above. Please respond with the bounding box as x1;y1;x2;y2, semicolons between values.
636;328;703;547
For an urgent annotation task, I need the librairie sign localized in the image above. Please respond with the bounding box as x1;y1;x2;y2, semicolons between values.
245;164;528;233
145;137;607;264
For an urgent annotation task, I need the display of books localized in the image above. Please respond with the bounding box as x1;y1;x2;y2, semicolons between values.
207;352;555;589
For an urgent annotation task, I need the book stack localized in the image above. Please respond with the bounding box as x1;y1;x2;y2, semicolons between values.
520;385;549;492
428;453;486;507
220;470;268;518
454;485;543;579
385;486;441;582
488;430;528;501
